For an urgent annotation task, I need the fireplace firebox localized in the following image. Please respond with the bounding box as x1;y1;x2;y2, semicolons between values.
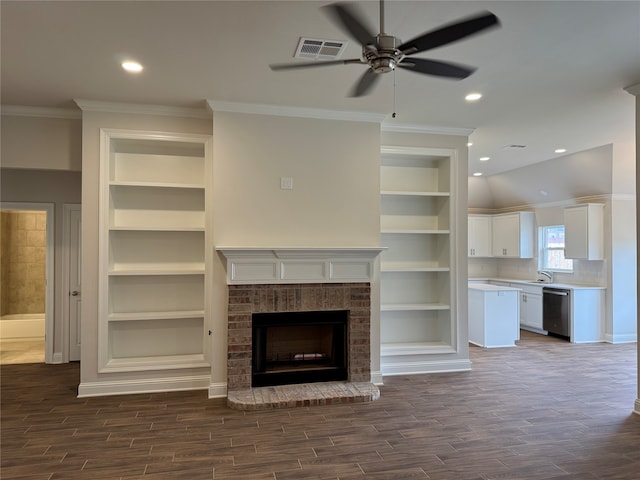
252;310;348;387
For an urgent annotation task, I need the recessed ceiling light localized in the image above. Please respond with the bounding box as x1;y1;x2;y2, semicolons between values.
554;148;567;153
467;142;473;147
465;92;482;102
473;172;483;176
122;60;143;73
479;156;490;161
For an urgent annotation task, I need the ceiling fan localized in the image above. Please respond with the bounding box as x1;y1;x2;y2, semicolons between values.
270;0;500;97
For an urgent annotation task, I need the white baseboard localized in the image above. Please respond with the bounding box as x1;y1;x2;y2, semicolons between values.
78;374;210;398
0;318;45;339
370;370;384;386
208;382;227;399
381;359;472;376
604;332;638;344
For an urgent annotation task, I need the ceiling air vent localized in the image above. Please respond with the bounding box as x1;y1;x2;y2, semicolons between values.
502;144;527;150
294;38;347;60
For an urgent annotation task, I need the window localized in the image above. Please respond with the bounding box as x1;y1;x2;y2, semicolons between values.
539;225;573;272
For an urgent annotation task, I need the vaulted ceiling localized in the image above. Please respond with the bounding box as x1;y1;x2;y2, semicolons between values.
2;1;639;175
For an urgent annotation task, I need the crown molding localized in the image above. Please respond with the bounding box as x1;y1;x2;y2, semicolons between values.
1;105;81;119
207;100;387;123
74;100;211;119
624;83;640;96
381;122;474;136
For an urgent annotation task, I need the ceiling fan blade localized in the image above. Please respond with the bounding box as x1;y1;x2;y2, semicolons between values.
397;58;475;79
398;11;500;55
270;59;364;71
349;69;380;97
324;2;376;46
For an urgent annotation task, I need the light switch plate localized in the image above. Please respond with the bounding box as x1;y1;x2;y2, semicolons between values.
280;177;293;190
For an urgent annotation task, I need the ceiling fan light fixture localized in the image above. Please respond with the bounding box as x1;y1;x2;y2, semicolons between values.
371;57;397;73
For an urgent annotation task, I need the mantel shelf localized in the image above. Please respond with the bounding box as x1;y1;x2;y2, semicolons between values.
216;247;385;285
216;247;385;259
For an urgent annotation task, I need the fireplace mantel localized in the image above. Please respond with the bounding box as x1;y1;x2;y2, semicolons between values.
216;247;384;285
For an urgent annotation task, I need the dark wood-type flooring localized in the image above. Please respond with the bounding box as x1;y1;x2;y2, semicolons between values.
2;331;639;479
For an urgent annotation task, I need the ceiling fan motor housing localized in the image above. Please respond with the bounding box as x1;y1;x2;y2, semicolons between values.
365;34;404;73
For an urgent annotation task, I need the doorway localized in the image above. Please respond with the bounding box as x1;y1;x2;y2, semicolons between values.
0;203;54;364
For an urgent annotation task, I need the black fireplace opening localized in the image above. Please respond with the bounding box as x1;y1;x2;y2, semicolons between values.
252;310;348;387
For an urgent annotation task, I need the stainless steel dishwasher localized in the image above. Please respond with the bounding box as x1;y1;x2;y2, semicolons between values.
543;287;571;339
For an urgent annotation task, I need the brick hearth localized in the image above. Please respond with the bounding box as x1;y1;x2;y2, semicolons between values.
226;283;372;396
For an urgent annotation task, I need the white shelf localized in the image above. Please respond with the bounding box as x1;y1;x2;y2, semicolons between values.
381;229;450;234
381;303;451;311
108;310;205;322
109;184;204;230
379;145;457;374
99;129;211;373
111;151;205;186
381;342;456;356
109;226;205;232
381;262;449;272
102;353;209;373
110;180;204;189
108;268;205;276
381;190;450;197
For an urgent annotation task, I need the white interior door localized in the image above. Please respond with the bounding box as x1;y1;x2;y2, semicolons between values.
65;205;82;361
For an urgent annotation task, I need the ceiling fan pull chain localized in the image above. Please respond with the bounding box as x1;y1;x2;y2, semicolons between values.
392;68;397;118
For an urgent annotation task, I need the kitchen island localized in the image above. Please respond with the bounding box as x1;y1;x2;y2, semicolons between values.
468;283;520;348
469;278;606;343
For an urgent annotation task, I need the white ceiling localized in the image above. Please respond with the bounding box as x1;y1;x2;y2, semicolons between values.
2;1;639;176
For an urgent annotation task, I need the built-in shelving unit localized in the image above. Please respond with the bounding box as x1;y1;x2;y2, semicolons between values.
379;146;459;372
99;129;212;373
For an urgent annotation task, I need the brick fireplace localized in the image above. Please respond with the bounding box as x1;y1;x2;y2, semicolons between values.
227;282;371;390
217;247;383;409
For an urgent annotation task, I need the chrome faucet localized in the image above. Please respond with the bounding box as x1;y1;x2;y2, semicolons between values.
538;271;554;283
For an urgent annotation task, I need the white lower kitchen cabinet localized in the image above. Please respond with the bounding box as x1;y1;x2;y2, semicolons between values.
571;288;605;343
468;284;520;348
516;283;544;333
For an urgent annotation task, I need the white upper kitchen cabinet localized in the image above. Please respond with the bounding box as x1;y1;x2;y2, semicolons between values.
468;214;492;257
564;203;604;260
491;212;535;258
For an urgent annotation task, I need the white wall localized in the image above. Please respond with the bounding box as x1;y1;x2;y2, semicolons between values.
1;115;82;171
1;165;81;361
212;112;381;247
210;111;382;388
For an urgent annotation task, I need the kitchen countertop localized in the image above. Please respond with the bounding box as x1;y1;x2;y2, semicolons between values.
469;278;606;290
468;283;521;292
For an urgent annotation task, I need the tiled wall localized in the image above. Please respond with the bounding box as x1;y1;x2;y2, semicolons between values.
0;211;46;315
